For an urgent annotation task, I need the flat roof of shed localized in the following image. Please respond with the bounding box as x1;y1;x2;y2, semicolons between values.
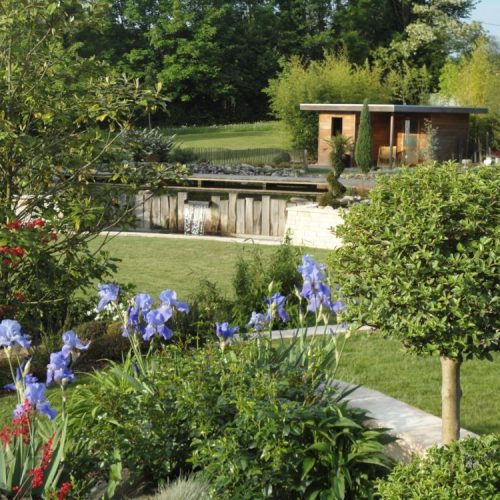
299;104;488;114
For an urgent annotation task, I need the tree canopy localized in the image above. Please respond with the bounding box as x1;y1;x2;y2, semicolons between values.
72;0;483;125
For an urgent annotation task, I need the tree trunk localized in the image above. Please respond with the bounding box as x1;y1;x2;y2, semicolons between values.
440;356;462;445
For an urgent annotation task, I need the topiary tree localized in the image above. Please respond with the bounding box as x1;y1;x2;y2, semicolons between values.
354;99;372;172
319;134;350;207
329;163;499;444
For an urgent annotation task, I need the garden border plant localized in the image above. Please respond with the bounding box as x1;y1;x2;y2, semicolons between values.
62;255;392;498
329;162;499;444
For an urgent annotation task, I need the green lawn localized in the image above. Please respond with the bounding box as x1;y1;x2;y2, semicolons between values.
162;121;291;150
91;235;330;299
335;332;499;435
2;236;497;436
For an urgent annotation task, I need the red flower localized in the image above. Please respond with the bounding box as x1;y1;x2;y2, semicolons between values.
26;218;45;229
11;246;25;257
57;482;72;500
28;433;55;489
13;291;26;302
29;466;45;488
13;401;32;444
6;220;22;230
0;424;11;445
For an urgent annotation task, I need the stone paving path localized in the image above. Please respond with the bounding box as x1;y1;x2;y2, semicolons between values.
103;230;282;245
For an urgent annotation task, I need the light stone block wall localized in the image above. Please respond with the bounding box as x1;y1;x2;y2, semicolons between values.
285;204;344;249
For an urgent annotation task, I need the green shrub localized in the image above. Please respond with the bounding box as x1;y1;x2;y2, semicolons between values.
377;434;500;499
122;128;176;162
265;53;390;153
271;151;292;167
319;134;350;207
231;236;302;327
354;99;372;172
171;280;233;347
167;147;198;164
329;163;500;443
66;336;392;497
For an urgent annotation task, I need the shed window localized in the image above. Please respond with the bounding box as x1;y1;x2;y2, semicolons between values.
331;117;343;136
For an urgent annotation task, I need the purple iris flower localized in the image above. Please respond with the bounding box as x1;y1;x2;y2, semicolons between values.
135;293;153;312
14;383;57;420
46;351;74;385
216;322;239;340
332;300;346;314
4;368;38;391
298;255;325;286
246;312;268;331
62;330;90;355
265;293;289;323
97;283;120;311
298;256;341;313
0;319;31;349
143;307;173;341
123;294;154;338
159;289;189;313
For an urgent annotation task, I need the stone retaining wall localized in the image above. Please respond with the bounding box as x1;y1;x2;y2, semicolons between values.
285;204;344;249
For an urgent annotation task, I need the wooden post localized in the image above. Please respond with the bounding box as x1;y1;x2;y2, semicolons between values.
228;193;237;233
143;192;152;230
389;113;395;168
261;195;270;236
270;198;279;236
169;195;178;232
210;196;221;234
253;201;262;235
151;196;162;228
220;200;229;234
236;199;245;234
133;193;144;228
245;198;254;234
177;192;188;231
278;199;287;236
160;195;169;228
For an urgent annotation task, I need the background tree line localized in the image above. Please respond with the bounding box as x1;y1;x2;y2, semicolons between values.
75;0;487;125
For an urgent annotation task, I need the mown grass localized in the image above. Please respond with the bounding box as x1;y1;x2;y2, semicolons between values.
162;121;291;150
335;332;499;435
90;235;330;299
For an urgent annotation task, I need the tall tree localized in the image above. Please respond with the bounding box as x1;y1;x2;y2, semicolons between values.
329;164;499;444
354;99;372;172
0;0;174;333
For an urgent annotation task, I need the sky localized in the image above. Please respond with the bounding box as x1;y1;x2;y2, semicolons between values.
470;0;500;42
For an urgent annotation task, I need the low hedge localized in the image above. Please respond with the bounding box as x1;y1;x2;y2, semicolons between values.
377;434;500;499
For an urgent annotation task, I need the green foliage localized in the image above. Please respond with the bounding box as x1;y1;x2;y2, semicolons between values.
167;147;198;164
67;335;391;497
319;135;350;206
439;39;500;150
329;164;500;360
171;280;232;347
231;236;302;327
386;62;431;105
0;0;181;336
265;53;391;153
377;434;500;499
121;128;176;162
354;100;372;172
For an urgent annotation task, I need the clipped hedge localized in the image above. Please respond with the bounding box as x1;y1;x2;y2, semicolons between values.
377;434;500;499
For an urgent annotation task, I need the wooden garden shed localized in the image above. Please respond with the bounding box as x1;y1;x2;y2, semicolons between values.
300;104;488;166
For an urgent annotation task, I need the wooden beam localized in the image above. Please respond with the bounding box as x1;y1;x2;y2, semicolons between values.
389;113;395;168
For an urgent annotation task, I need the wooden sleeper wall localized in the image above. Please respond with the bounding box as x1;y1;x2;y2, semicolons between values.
133;191;301;237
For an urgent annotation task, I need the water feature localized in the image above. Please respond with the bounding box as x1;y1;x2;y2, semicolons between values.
184;200;209;235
